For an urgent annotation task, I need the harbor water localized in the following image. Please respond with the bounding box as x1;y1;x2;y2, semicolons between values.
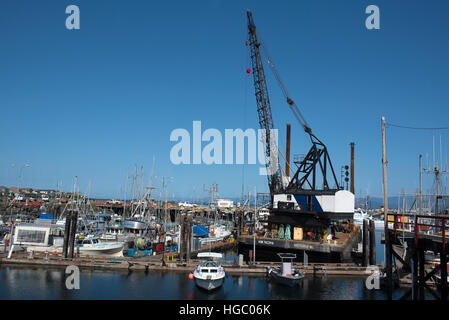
0;265;410;300
0;226;434;300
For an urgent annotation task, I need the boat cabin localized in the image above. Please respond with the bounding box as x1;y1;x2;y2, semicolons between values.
196;260;222;275
195;252;224;277
277;253;297;277
76;236;100;246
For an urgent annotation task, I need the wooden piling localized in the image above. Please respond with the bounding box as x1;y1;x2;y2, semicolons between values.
62;212;72;258
369;219;376;265
68;210;78;259
362;219;369;267
180;216;186;262
186;215;192;264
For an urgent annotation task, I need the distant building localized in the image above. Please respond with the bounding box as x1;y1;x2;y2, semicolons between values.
178;202;194;207
217;199;234;209
21;188;32;195
0;186;8;195
9;187;19;195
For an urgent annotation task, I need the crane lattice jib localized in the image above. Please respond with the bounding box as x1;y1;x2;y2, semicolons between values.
246;10;340;192
247;10;282;195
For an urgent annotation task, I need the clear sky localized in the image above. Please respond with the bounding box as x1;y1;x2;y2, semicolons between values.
1;0;448;200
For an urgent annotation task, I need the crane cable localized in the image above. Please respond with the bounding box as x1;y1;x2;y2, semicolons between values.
261;127;296;181
276;143;296;180
259;42;311;132
386;123;449;130
264;131;288;179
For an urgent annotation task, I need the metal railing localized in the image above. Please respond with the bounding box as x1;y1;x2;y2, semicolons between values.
388;213;449;248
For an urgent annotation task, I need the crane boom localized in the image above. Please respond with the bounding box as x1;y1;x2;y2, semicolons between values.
246;10;340;193
247;10;283;196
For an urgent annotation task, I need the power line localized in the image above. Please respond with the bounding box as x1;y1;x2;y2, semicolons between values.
386;123;449;130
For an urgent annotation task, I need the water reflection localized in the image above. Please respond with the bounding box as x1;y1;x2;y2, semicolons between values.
0;265;412;300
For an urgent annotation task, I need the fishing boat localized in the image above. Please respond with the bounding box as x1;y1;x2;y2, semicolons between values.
192;252;226;291
267;253;304;287
199;226;232;245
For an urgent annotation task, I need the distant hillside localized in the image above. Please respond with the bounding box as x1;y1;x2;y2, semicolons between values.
356;196;420;210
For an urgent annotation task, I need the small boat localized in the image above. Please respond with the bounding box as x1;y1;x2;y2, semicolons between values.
353;208;372;225
267;253;304;287
75;235;124;257
192;252;226;291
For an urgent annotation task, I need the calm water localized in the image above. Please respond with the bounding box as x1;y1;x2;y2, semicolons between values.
374;229;385;265
0;228;417;300
0;264;412;300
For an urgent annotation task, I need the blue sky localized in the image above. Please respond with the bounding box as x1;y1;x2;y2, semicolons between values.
1;0;448;200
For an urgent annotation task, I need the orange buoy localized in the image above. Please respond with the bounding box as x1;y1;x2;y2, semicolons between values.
188;273;194;280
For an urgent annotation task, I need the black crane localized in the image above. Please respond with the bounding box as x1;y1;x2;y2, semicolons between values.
246;10;283;197
246;10;340;196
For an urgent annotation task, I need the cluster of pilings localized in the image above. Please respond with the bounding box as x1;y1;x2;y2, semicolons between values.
410;243;447;300
384;213;448;300
62;210;79;259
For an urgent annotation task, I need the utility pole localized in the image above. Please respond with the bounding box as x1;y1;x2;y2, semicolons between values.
419;154;423;215
381;116;392;298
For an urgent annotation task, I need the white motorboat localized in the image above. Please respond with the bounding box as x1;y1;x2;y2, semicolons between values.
75;235;124;257
192;252;226;291
24;234;124;258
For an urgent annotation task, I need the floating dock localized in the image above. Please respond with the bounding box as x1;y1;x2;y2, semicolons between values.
238;228;360;263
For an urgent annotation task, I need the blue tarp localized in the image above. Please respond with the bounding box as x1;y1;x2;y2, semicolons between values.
39;213;53;220
193;225;209;237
